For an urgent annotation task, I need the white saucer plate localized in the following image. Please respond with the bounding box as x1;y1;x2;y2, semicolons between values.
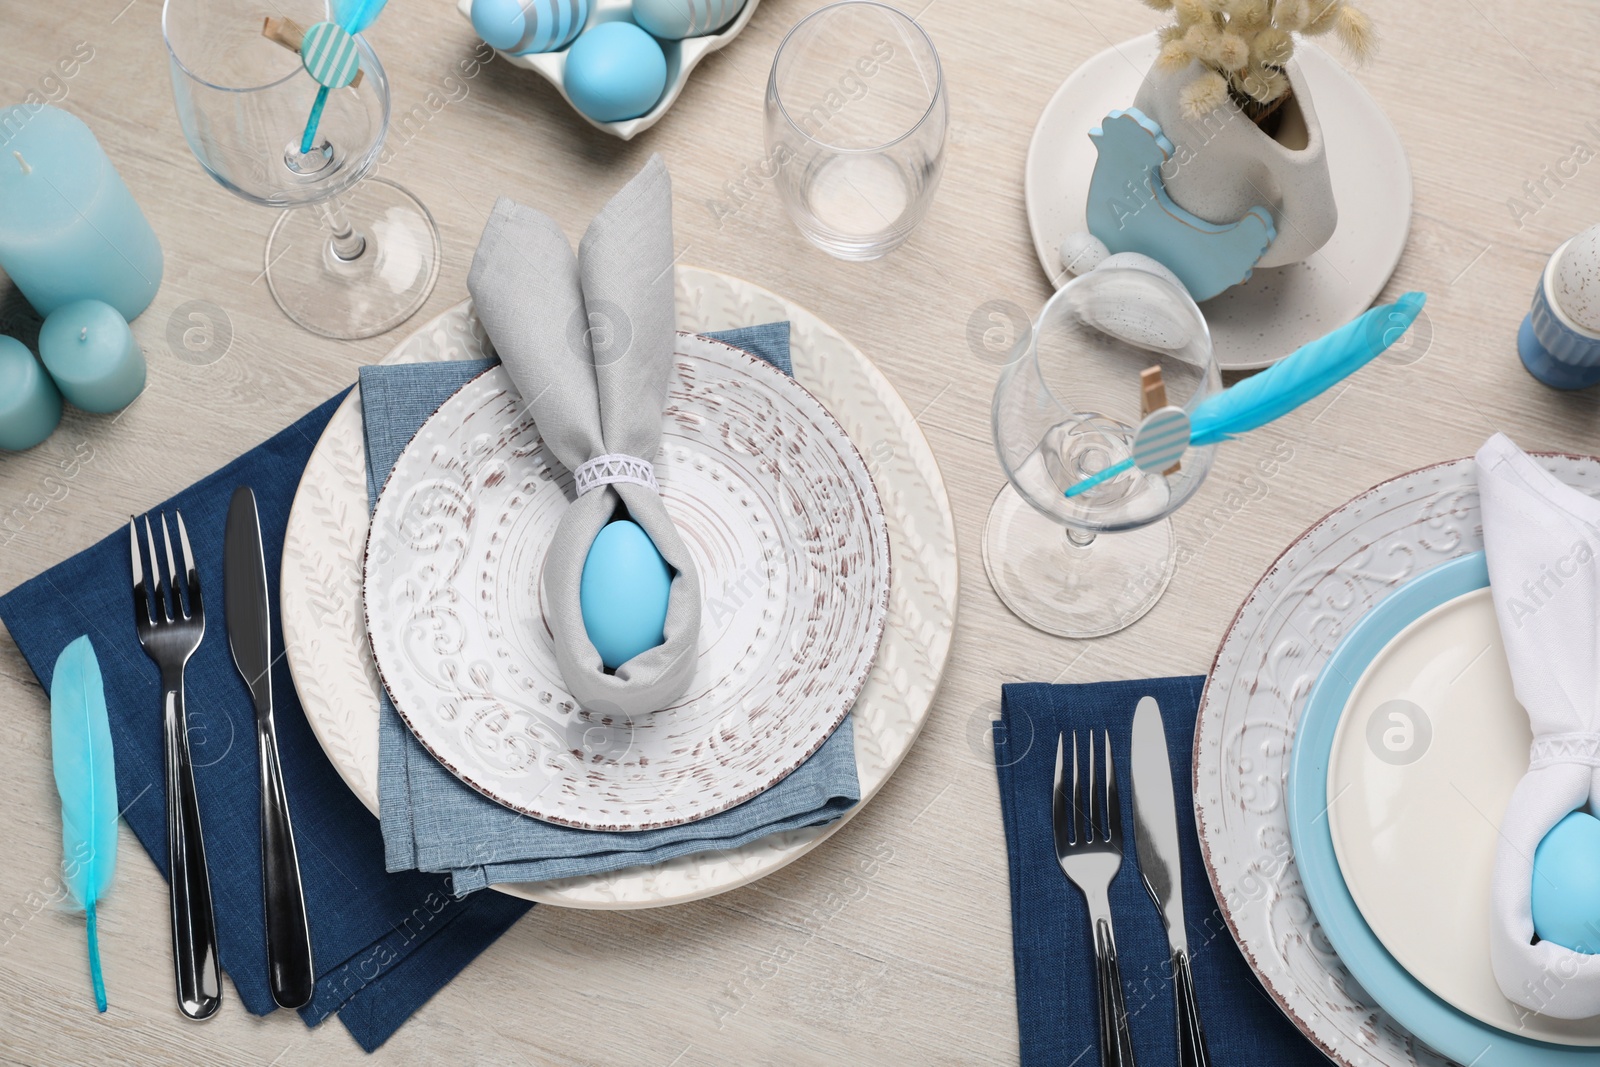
1024;33;1412;371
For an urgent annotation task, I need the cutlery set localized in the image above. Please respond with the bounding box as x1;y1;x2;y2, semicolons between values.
129;488;313;1020
1051;697;1210;1067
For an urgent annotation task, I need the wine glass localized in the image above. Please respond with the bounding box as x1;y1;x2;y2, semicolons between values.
163;0;440;339
983;265;1222;638
765;1;947;261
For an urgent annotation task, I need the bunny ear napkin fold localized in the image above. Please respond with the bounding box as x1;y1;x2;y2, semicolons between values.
467;155;701;717
1478;433;1600;1019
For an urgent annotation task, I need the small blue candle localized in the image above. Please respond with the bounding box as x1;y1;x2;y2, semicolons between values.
39;299;145;414
0;104;163;321
0;335;62;451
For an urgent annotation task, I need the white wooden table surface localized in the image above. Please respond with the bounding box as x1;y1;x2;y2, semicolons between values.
2;0;1598;1062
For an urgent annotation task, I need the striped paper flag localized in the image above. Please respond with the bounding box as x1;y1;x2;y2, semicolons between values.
1132;406;1191;473
302;21;362;89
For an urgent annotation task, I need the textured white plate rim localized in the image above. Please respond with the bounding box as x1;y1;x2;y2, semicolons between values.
1023;32;1413;371
1191;465;1391;1065
280;265;959;908
1192;451;1600;1063
358;333;892;830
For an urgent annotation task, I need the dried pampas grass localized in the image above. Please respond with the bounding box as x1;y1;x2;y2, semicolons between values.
1144;0;1376;120
1180;70;1232;116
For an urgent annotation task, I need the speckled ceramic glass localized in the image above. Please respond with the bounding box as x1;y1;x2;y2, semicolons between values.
1520;238;1600;390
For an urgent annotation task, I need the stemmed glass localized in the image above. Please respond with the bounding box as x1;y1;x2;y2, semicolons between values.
984;266;1222;638
163;0;440;339
765;1;947;261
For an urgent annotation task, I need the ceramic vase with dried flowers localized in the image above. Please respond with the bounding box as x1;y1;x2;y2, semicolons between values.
1129;0;1375;269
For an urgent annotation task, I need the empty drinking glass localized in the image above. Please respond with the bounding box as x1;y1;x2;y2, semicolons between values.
163;0;440;339
984;266;1222;638
765;2;946;261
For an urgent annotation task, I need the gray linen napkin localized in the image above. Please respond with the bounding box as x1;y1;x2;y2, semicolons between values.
359;324;858;895
466;155;698;716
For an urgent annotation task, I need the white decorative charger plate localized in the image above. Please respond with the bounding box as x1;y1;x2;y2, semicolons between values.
453;0;760;141
1194;453;1600;1066
1025;33;1412;371
362;336;890;831
1325;584;1600;1046
281;267;958;907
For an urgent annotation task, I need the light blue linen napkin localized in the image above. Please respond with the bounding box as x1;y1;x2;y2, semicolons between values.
360;323;857;894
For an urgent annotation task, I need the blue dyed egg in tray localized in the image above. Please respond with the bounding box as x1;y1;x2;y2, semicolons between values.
455;0;761;140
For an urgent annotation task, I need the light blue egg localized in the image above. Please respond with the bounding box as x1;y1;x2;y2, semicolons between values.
1532;811;1600;953
632;0;743;40
580;519;672;670
562;21;667;123
471;0;588;54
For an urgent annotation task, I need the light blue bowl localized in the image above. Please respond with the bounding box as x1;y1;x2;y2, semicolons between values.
1288;552;1600;1066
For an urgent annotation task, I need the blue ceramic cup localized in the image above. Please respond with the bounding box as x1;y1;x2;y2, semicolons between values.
1520;238;1600;390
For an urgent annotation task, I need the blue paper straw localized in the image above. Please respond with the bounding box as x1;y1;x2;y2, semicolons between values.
1064;457;1133;498
300;86;330;155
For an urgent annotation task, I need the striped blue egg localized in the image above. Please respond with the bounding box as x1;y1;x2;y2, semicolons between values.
632;0;744;40
300;21;361;88
470;0;589;54
1132;405;1191;473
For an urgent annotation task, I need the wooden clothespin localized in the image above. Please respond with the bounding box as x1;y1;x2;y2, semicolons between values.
1140;366;1168;416
1139;365;1181;474
262;16;365;87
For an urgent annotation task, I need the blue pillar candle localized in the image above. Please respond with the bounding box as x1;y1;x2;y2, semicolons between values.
0;105;163;321
0;335;62;450
39;299;145;413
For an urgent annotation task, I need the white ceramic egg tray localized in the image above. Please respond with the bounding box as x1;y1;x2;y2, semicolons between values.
456;0;761;139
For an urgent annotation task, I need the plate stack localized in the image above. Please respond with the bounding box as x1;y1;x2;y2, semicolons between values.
1194;455;1600;1065
278;268;959;909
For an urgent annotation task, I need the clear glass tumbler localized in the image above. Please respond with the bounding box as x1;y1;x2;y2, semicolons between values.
163;0;440;339
983;266;1222;638
765;2;946;261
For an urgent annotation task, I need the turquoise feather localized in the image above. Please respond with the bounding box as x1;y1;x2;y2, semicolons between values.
50;636;118;1013
333;0;388;33
1190;292;1427;445
1064;292;1427;498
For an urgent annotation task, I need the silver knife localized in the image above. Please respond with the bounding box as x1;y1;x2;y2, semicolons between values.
225;485;315;1009
1131;696;1211;1067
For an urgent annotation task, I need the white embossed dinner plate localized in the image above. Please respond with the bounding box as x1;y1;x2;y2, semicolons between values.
363;335;890;830
281;267;958;907
1318;573;1600;1047
1025;34;1411;371
1194;453;1600;1066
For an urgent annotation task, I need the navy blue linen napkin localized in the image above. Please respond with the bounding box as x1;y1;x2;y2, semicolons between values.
996;677;1316;1066
359;323;860;893
0;393;532;1052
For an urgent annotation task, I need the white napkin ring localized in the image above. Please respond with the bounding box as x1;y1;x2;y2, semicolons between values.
573;453;659;496
1530;731;1600;770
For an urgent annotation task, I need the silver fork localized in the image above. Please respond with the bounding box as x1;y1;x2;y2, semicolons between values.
1053;729;1138;1067
131;512;222;1021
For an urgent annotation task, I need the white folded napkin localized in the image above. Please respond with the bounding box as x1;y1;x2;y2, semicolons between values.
1479;433;1600;1018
